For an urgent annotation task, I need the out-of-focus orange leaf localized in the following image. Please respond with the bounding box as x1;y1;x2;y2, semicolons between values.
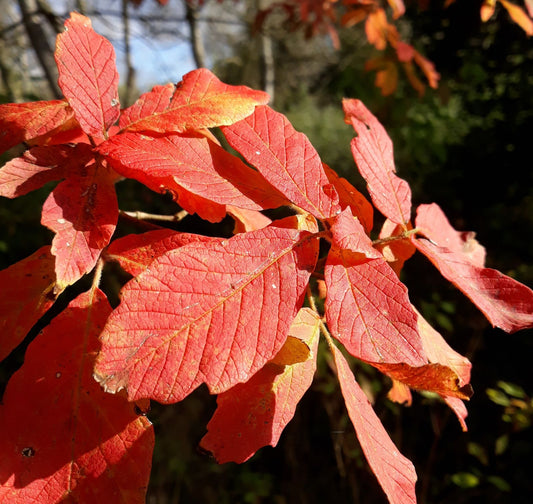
499;0;533;35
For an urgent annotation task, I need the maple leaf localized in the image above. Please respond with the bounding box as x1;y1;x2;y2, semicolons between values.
55;12;120;139
343;98;412;225
325;208;426;367
200;308;320;463
94;216;320;403
413;204;533;332
0;289;154;503
0;246;57;362
222;105;341;219
0;99;75;155
98;131;287;222
41;159;119;289
330;343;417;504
119;68;269;134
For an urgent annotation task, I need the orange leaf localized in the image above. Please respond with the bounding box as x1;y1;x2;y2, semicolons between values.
121;68;269;134
0;100;74;154
499;0;533;35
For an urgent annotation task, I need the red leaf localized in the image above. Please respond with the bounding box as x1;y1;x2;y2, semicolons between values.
0;246;57;362
325;212;426;367
328;207;381;260
343;99;412;225
98;132;288;222
375;219;416;276
222;105;341;219
41;160;118;289
416;203;486;267
413;237;533;332
0;99;74;154
331;344;417;504
0;289;154;503
324;163;374;233
227;206;273;233
119;83;175;130
200;308;320;463
94;216;319;403
365;9;389;50
414;204;533;332
0;144;93;198
55;12;120;139
104;229;214;277
120;68;269;134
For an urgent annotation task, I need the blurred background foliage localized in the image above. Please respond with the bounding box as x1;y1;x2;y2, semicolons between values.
1;0;532;503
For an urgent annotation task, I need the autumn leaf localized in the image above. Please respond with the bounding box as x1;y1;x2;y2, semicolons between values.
0;99;75;154
0;289;154;503
200;308;320;463
325;209;426;367
499;0;533;36
119;83;175;130
104;229;215;277
0;144;93;198
55;12;120;139
413;204;533;332
330;343;417;504
119;68;269;134
324;163;374;233
41;159;118;289
343;99;412;225
375;219;416;276
0;246;57;362
98;131;288;222
415;203;486;267
222;105;341;219
94;216;320;403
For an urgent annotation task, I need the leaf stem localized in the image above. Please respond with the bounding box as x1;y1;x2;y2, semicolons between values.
91;257;105;294
119;209;189;222
305;285;336;349
372;227;419;247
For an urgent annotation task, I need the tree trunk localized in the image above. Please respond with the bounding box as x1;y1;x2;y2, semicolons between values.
17;0;62;99
185;0;206;69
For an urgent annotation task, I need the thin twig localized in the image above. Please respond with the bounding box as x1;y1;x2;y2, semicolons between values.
119;209;188;222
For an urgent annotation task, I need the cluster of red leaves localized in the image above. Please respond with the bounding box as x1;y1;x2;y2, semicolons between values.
1;12;532;504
